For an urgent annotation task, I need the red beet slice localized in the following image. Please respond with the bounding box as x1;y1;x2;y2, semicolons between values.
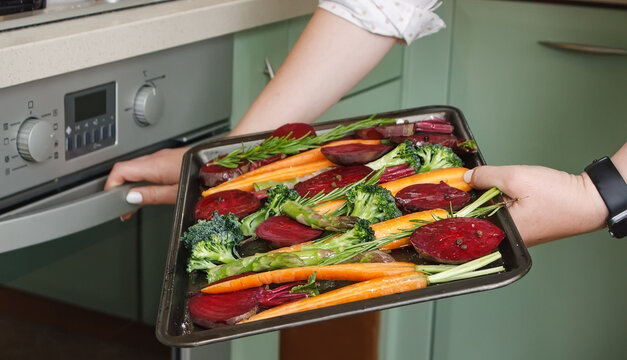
195;189;260;220
199;161;249;188
189;287;264;327
270;123;316;139
321;143;392;166
355;123;415;139
293;165;373;197
414;118;454;133
199;154;286;188
189;283;308;328
395;182;470;213
379;164;417;183
392;133;458;148
410;217;505;264
256;216;323;247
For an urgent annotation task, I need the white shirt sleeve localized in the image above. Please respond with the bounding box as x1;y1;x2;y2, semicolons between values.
318;0;446;45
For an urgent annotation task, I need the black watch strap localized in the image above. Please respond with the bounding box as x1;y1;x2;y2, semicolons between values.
585;157;627;238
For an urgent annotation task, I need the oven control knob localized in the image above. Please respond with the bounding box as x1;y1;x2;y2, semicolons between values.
133;84;164;126
16;118;55;163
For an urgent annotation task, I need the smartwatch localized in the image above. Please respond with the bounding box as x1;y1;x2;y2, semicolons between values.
584;157;627;238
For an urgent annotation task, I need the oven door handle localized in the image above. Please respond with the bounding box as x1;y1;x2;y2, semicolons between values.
0;176;140;254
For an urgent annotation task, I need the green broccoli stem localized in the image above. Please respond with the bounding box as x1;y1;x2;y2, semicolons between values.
205;249;335;284
281;200;359;232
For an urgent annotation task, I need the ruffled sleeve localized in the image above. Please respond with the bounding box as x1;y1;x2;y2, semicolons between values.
318;0;446;45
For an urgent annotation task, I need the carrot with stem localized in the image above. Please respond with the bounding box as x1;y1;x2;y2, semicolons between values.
201;262;417;294
203;139;381;196
241;252;504;323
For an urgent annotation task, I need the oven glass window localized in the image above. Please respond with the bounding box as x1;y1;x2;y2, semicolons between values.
74;90;107;122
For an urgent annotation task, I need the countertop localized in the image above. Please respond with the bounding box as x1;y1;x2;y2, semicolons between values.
0;0;317;89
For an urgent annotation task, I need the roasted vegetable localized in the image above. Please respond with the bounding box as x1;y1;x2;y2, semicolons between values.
415;144;463;173
243;252;504;323
269;123;317;139
355;122;415;139
195;190;260;221
392;133;478;154
321;143;392;166
281;200;359;232
241;185;300;236
410;217;505;264
199;154;285;188
190;282;312;327
344;184;401;223
366;141;421;172
293;165;373;197
183;212;245;273
395;181;470;213
414;118;454;133
256;216;324;248
206;249;335;284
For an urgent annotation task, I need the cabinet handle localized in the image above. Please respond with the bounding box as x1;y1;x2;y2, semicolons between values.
264;57;276;79
538;41;627;56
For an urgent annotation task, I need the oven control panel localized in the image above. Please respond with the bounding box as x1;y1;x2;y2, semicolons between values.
1;35;233;202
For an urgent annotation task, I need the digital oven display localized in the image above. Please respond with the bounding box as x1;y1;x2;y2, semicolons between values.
74;90;107;122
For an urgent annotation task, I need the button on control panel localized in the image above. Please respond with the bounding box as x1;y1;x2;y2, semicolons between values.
64;82;116;160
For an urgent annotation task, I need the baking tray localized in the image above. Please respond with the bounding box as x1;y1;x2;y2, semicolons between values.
156;105;532;347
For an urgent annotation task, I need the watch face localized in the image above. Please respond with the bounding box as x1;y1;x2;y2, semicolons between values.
608;209;627;239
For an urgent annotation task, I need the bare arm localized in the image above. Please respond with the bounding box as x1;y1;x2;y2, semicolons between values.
230;8;397;136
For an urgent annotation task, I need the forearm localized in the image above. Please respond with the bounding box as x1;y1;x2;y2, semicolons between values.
229;8;397;136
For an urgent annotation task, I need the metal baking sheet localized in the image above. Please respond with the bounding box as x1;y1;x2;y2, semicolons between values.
156;105;532;347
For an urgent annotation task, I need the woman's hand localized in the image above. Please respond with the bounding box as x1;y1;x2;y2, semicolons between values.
466;165;609;247
104;147;190;213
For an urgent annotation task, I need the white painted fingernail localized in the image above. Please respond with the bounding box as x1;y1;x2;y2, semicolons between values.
463;169;474;184
126;191;143;204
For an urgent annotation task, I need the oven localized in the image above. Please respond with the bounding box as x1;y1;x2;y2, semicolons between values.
0;25;233;359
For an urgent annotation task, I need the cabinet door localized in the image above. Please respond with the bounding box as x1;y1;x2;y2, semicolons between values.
435;1;627;359
0;218;140;320
231;21;291;128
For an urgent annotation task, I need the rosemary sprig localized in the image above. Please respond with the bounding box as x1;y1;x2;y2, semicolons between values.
214;116;396;168
301;168;384;209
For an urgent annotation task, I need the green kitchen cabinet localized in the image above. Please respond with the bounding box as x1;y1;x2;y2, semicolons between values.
231;16;405;129
433;1;627;359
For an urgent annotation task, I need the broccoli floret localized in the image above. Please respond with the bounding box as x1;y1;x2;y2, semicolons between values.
182;211;244;273
319;218;374;252
416;144;463;173
366;141;421;171
345;184;402;223
241;185;300;236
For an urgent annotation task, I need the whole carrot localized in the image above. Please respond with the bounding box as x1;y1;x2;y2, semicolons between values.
202;159;335;196
203;139;381;196
201;262;417;294
241;252;503;323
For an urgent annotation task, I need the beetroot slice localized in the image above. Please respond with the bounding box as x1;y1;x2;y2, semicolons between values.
188;287;264;327
395;182;470;213
189;283;308;328
321;143;392;166
195;190;260;220
379;164;417;183
391;133;458;148
199;154;286;188
256;216;323;248
293;165;373;197
414;118;454;133
355;123;415;140
270;123;316;139
410;217;505;264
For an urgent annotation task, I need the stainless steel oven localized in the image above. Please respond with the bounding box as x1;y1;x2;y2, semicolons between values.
0;35;232;252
